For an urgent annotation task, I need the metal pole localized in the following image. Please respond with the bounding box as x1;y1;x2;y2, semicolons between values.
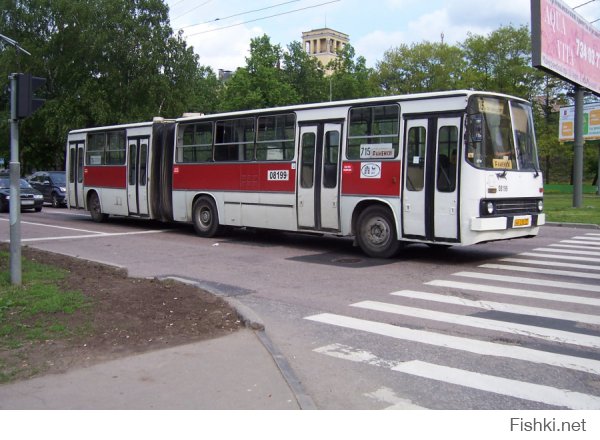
9;73;21;285
573;86;584;208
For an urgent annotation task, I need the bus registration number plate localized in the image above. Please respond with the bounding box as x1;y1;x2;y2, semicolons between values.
267;170;289;181
512;216;531;228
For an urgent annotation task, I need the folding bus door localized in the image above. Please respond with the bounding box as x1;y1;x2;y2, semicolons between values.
297;122;342;231
127;137;150;216
402;116;460;242
68;141;85;209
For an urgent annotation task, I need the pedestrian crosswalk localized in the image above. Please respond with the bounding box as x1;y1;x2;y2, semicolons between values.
304;232;600;409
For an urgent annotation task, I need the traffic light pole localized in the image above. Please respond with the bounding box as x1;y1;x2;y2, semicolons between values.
9;73;21;285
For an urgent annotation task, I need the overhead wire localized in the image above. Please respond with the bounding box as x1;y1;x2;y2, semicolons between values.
177;0;301;30
171;0;212;21
184;0;341;37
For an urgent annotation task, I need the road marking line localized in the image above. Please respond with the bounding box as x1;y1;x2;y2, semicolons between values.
314;343;600;409
561;240;600;246
363;387;427;410
390;290;600;325
574;234;600;240
501;258;600;271
392;360;600;410
550;243;600;251
305;313;600;374
454;272;600;293
351;300;600;349
425;280;600;307
535;247;600;257
2;230;166;243
0;217;103;234
519;252;600;263
479;263;600;280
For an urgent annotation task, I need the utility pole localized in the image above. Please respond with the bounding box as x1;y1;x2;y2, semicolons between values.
573;86;585;208
1;34;45;285
8;73;21;285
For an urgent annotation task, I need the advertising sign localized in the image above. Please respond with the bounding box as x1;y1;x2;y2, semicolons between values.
532;0;600;95
558;102;600;141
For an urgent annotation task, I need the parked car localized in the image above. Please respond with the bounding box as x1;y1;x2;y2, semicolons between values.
0;178;44;212
27;171;67;207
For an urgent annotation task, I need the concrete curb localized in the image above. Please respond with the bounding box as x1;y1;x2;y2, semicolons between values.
545;222;600;230
162;275;316;410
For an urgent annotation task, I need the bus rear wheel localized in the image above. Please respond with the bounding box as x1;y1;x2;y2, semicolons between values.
192;197;222;237
88;192;108;223
356;206;401;258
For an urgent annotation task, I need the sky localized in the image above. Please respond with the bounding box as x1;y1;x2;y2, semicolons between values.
165;0;600;72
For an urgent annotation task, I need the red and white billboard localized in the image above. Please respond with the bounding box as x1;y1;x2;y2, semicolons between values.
532;0;600;95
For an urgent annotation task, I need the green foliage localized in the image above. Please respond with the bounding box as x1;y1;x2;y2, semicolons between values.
0;0;211;171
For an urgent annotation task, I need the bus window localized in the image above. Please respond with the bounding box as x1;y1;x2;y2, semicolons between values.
323;130;339;188
176;122;213;163
256;114;295;161
86;130;126;165
347;104;399;160
465;96;538;171
437;126;458;193
406;126;426;191
215;118;255;161
510;102;539;171
301;132;316;188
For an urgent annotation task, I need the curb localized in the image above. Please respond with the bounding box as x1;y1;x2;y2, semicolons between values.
545;222;600;230
162;275;316;410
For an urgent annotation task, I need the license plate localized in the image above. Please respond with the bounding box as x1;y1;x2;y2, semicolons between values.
512;216;531;228
21;200;34;206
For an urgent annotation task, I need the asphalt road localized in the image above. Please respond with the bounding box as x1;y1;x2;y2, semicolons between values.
2;207;600;410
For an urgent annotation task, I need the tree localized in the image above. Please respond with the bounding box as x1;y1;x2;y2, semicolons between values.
282;41;328;104
461;25;543;100
0;0;204;171
374;41;466;95
220;35;299;111
325;44;377;101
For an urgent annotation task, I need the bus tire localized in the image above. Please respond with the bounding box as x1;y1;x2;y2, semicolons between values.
88;192;108;223
356;205;401;258
192;197;222;237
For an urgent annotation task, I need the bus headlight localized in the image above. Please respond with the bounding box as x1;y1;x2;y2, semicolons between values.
486;201;495;215
537;200;544;212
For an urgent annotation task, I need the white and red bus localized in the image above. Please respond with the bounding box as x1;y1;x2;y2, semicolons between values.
66;90;545;257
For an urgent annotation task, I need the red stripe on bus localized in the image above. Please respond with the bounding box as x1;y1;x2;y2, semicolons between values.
84;166;127;188
341;161;401;197
173;163;296;192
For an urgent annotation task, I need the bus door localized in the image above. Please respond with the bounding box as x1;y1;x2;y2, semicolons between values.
127;136;149;216
297;122;342;231
68;141;85;209
402;116;460;241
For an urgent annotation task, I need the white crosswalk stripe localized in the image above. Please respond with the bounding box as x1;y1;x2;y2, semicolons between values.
315;344;600;409
305;232;600;409
479;263;600;280
389;290;600;325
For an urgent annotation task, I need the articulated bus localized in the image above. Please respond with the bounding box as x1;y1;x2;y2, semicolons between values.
66;90;545;257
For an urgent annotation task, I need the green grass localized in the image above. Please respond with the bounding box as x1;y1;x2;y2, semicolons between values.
0;251;90;375
543;185;600;225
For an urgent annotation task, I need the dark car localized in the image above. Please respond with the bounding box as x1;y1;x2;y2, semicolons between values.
0;178;44;212
27;171;67;207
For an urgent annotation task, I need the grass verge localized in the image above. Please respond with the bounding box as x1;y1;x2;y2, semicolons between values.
543;184;600;226
0;250;90;382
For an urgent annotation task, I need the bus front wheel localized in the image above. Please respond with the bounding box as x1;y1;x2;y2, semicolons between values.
356;206;401;258
192;197;222;237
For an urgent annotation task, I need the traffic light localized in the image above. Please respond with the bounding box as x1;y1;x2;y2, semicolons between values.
16;73;46;119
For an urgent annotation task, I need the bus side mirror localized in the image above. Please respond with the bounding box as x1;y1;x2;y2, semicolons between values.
468;114;484;142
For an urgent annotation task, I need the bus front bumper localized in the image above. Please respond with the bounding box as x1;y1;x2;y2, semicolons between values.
471;213;545;231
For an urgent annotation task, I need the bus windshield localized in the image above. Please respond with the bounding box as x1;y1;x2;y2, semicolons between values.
466;96;539;172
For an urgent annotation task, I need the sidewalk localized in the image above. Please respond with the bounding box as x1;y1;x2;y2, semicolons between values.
0;328;312;410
